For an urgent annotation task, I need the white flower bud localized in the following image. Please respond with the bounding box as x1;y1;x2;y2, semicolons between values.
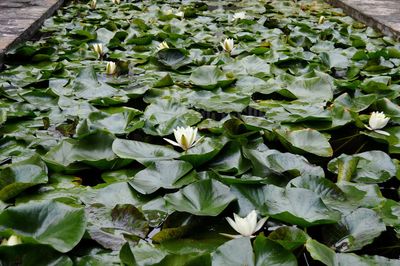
221;38;235;54
106;61;117;75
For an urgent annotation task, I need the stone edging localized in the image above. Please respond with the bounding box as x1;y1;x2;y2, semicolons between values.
0;0;66;65
325;0;400;40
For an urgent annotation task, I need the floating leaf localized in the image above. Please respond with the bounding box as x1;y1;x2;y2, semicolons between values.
0;156;48;201
322;208;386;252
211;237;254;266
129;160;195;194
165;179;236;216
143;99;202;136
275;128;333;157
254;235;297;266
328;151;396;183
190;65;234;90
112;139;180;166
0;200;86;252
232;184;341;227
156;49;191;70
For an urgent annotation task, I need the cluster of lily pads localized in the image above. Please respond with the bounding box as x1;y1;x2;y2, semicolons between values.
0;0;400;264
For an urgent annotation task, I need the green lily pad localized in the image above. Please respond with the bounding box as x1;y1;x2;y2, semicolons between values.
129;160;196;194
164;179;236;216
156;48;191;70
112;139;180;166
190;65;235;90
232;184;341;227
0;156;48;201
143;99;202;136
328;151;396;183
306;239;400;266
322;208;386;252
275;128;333;157
0;200;86;252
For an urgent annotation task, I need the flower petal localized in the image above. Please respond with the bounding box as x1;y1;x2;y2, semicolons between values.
163;138;181;147
226;217;242;234
219;233;243;239
255;217;268;232
245;210;258;233
192;135;204;148
374;130;391;136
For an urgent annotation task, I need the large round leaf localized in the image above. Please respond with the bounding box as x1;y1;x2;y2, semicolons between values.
328;151;396;183
112;139;180;166
164;179;236;216
0;200;86;252
179;136;227;167
283;71;334;102
86;204;149;250
187;89;250;113
242;141;324;179
0;156;48;201
254;235;297;266
43;131;117;170
276;128;333;157
322;208;386;252
129;160;196;194
212;237;254;266
222;55;271;77
156;48;191;70
208;141;251;175
190;65;234;90
232;184;341;227
143;99;202;136
268;226;310;251
306;239;400;266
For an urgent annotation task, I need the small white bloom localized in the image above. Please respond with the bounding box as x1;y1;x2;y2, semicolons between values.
163;126;203;151
365;111;390;135
221;38;235;54
106;61;117;75
233;12;246;20
89;0;97;9
112;0;120;4
164;9;173;15
221;210;267;238
157;41;170;51
1;235;22;246
176;11;184;18
92;43;104;58
318;16;325;24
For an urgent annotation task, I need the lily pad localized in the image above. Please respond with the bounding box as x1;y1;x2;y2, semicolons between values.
0;200;86;252
164;179;236;216
190;65;235;90
112;139;180;166
232;184;341;227
328;151;396;183
129;160;196;194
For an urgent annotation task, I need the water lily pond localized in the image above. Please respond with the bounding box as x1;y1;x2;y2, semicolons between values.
1;0;400;264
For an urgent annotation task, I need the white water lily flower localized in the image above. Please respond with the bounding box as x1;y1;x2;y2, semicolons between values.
221;210;267;238
112;0;120;4
365;111;390;136
233;12;246;20
92;43;104;58
176;11;184;18
89;0;96;9
221;38;234;53
106;61;117;75
157;41;169;51
163;126;203;151
318;16;325;24
164;9;173;15
1;235;22;246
